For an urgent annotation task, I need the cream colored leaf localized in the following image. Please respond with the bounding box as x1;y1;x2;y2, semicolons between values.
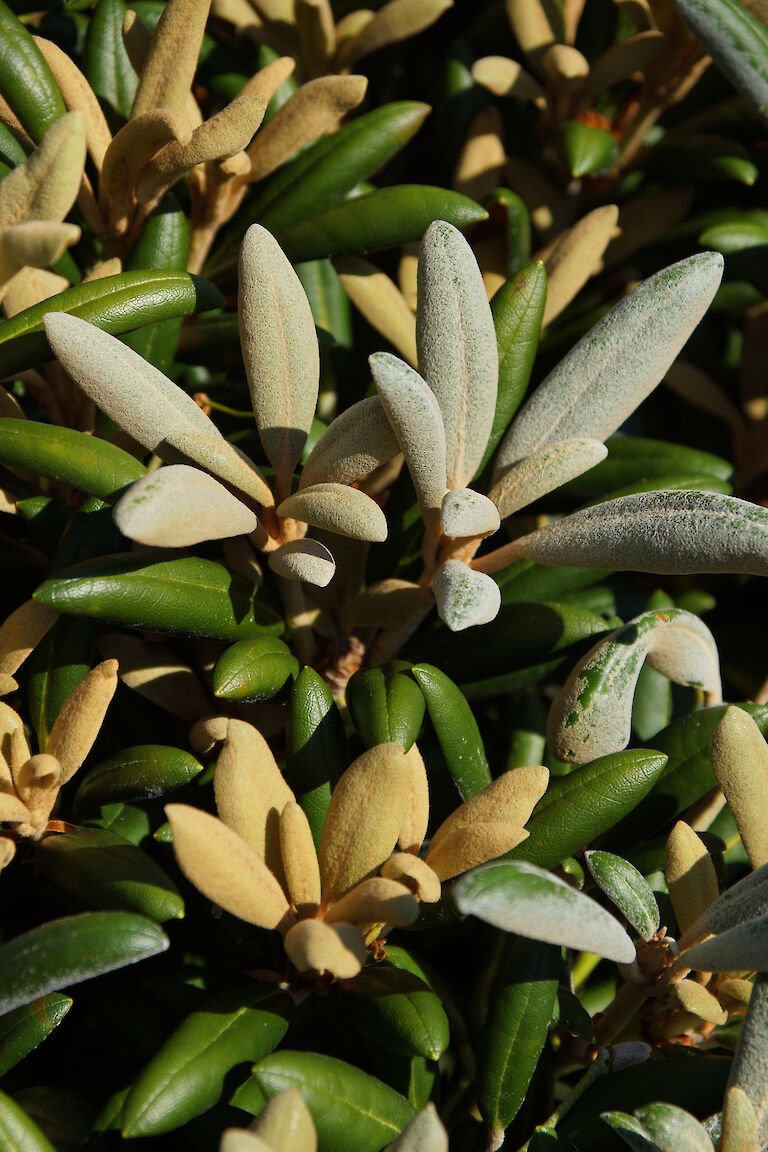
131;0;212;119
506;0;562;61
301;396;399;490
675;979;727;1025
239;224;319;493
471;56;547;102
283;918;366;978
427;822;530;881
0;222;80;286
46;660;118;783
325;876;419;927
219;1130;274;1152
666;820;719;935
99;633;210;721
268;540;335;588
381;854;441;903
33;36;112;170
3;268;68;317
491;438;607;516
342;579;434;631
83;258;122;283
0;600;57;681
0;791;30;823
718;978;755;1010
540;205;619;327
540;43;589;81
189;716;230;756
441;489;500;538
0;838;14;871
0;111;86;228
279;800;321;913
580;30;665;103
398;743;429;855
247;75;367;184
432;560;501;632
338;0;452;66
318;742;410;900
417;220;498;488
166;803;292;930
605;186;693;268
14;753;61;835
390;1105;448;1152
0;702;30;772
250;1087;318;1152
278;483;387;542
453;106;507;204
431;766;549;850
335;256;417;366
710;706;768;869
720;1086;758;1152
113;465;258;548
43;313;274;507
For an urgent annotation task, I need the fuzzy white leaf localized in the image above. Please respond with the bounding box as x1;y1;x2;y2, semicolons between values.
278;482;387;541
685;915;768;973
113;465;258;547
441;489;500;537
268;539;336;587
300;396;399;489
432;560;501;632
390;1105;448;1152
490;438;608;516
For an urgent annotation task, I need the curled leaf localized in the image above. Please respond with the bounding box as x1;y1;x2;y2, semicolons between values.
0;111;86;228
325;877;420;927
278;483;387;542
381;854;441;903
283;919;366;978
268;540;336;588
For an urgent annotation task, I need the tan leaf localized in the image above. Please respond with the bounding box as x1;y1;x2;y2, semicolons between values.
506;156;567;237
33;36;112;170
337;0;452;66
505;0;562;63
220;1129;274;1152
471;56;547;102
0;222;80;286
131;0;212;119
280;800;321;913
99;110;192;236
432;767;549;848
241;55;296;101
540;43;590;83
166;803;293;930
540;206;619;327
398;242;419;311
666;820;719;935
580;30;665;105
268;540;336;588
336;10;376;52
122;9;202;129
278;483;387;542
335;256;418;366
301;396;400;490
239;224;319;496
14;753;61;835
0;111;86;228
441;489;500;538
250;1087;318;1152
398;743;429;854
381;853;441;903
83;257;122;282
432;560;501;632
390;1105;448;1152
0;790;30;823
295;0;336;76
604;185;693;268
45;660;118;783
189;715;229;755
325;876;419;927
674;979;727;1025
247;75;367;184
710;706;768;869
283;918;366;978
0;837;14;871
427;823;530;880
453;106;507;204
3;268;68;317
0;600;57;681
250;0;296;21
717;977;754;1010
0;702;30;772
114;465;258;548
342;579;434;631
720;1086;758;1152
99;633;210;720
318;743;411;900
664;360;744;431
491;438;608;515
43;314;274;507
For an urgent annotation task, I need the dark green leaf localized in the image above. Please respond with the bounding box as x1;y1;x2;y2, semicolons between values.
85;0;138;120
558;436;733;502
295;259;352;347
556;122;619;178
123;195;190;373
0;420;145;500
334;967;449;1061
286;666;348;849
28;616;96;748
0;995;73;1076
585;851;660;940
0;1090;55;1152
347;663;425;752
212;635;299;703
75;745;204;814
0;1;66;141
410;663;491;799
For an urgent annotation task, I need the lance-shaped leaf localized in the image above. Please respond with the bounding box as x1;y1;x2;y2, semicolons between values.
441;489;500;537
33;35;112;171
547;609;720;763
130;0;211;119
0;0;67;143
490;439;607;516
278;483;387;541
286;667;348;848
472;56;547;101
686;916;768;972
74;744;204;813
0;111;86;228
585;851;660;941
239;224;319;492
370;351;447;514
541;205;619;327
0;599;57;690
165;804;292;930
670;0;768;117
505;0;564;60
43;313;273;507
432;560;501;633
280;801;321;912
0;994;72;1078
114;465;258;547
710;705;768;868
46;658;118;783
269;540;336;587
453;859;635;962
411;663;491;799
417;220;498;488
83;0;138;121
338;0;452;66
336;256;417;366
100;110;192;236
301;396;399;489
699;861;768;935
666;821;719;935
496;253;724;468
722;975;768;1149
674;980;727;1026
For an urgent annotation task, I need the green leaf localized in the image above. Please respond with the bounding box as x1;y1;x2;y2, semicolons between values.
650;135;758;186
725;973;768;1147
453;860;635;962
123;195;190;373
670;0;768;116
85;0;138;120
0;912;168;1015
585;851;660;941
556;121;619;178
276;186;487;263
286;667;348;849
0;420;145;501
0;271;223;378
410;663;491;799
212;636;299;703
0;1091;55;1152
0;1;66;142
121;985;292;1137
34;553;283;641
296;259;352;348
490;187;532;277
510;749;668;870
558;437;734;502
333;967;449;1060
0;995;73;1077
347;663;425;752
245;1051;415;1152
27;615;96;749
36;827;184;922
477;938;559;1136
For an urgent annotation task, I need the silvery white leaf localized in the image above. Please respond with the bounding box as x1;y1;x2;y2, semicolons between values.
441;489;500;537
685;915;768;973
268;539;336;587
432;560;501;632
113;465;258;547
703;861;768;935
278;482;387;541
390;1104;448;1152
490;438;607;515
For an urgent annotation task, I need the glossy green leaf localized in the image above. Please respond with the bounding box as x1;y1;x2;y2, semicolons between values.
0;912;168;1015
212;635;298;703
492;187;532;277
0;1091;55;1152
247;1051;415;1152
88;802;152;846
410;663;491;799
296;258;352;348
0;420;145;501
0;271;223;378
510;749;668;870
122;985;292;1137
0;1;66;142
27;615;96;749
36;826;184;922
0;995;72;1077
333;967;449;1060
477;938;559;1136
556;121;619;178
123;195;190;373
286;666;348;848
585;851;660;940
453;860;635;962
34;553;283;641
85;0;138;120
277;186;487;263
670;0;768;116
347;662;425;752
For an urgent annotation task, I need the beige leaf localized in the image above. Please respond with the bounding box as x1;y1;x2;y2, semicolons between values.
250;1087;318;1152
3;268;69;317
45;660;118;783
506;156;567;237
453;106;507;204
278;483;387;542
666;820;719;935
318;742;410;900
604;185;693;268
166;803;293;930
295;0;336;76
0;111;86;228
335;256;418;366
0;791;30;823
369;352;447;514
268;540;336;588
674;979;727;1025
33;36;112;170
342;579;434;631
432;560;501;632
122;9;202;129
399;243;418;311
0;222;81;286
398;743;429;854
337;0;452;66
0;702;30;772
441;489;500;538
0;838;14;871
720;1086;758;1152
283;918;366;978
99;633;211;720
431;766;549;850
239;224;319;495
325;877;419;927
664;360;744;431
220;1129;274;1152
427;822;530;881
302;396;400;490
390;1105;448;1152
540;206;619;326
214;719;294;879
505;0;562;62
540;43;589;81
0;600;57;681
471;56;547;102
490;438;608;515
250;0;296;21
131;0;212;119
710;706;768;869
241;55;296;101
113;465;258;548
189;715;230;755
83;257;122;282
381;853;441;903
247;75;367;184
280;800;321;913
718;978;755;1010
99;109;192;236
580;30;665;105
14;753;61;835
43;313;274;507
